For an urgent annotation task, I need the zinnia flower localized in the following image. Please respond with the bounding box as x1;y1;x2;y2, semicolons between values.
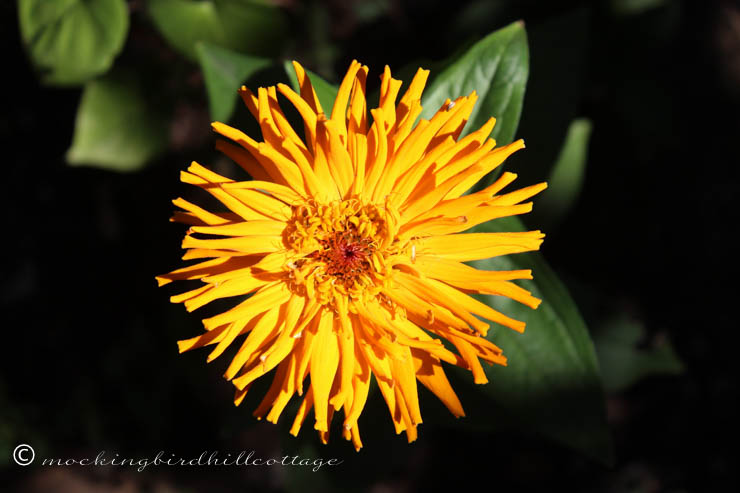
157;60;547;450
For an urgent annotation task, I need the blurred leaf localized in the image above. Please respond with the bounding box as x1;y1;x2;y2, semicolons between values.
17;0;129;85
66;71;168;172
283;61;339;115
147;0;287;61
463;216;612;464
594;317;684;392
536;118;592;228
420;21;528;148
197;43;270;122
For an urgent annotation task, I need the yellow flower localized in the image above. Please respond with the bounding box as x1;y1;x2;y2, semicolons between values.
157;60;547;450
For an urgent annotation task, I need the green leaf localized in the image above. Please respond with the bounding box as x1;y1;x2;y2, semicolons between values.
283;61;339;116
147;0;287;61
420;21;529;148
462;216;612;464
197;43;270;122
536;118;592;228
17;0;129;85
66;71;169;172
593;316;684;392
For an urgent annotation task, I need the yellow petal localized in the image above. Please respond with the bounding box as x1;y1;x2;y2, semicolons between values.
411;349;465;417
189;220;285;237
224;307;282;380
310;309;340;432
416;231;545;262
203;281;290;330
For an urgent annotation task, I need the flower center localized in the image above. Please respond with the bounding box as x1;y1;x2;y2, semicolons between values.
283;198;402;307
315;233;374;280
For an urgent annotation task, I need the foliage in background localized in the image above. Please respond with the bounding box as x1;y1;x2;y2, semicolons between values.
147;0;287;61
197;42;271;122
66;70;169;171
593;316;683;393
18;0;129;85
536;118;592;229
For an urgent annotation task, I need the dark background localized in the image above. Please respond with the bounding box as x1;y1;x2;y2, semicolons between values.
1;0;738;491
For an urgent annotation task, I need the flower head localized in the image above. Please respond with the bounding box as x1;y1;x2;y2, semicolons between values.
157;60;547;450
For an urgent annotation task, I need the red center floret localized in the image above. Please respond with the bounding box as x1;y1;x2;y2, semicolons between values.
314;233;374;282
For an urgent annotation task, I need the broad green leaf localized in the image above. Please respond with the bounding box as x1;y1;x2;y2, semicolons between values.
283;61;339;116
593;316;683;392
420;21;528;148
462;216;612;464
197;43;270;122
17;0;129;85
536;118;592;228
147;0;287;61
67;72;168;172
